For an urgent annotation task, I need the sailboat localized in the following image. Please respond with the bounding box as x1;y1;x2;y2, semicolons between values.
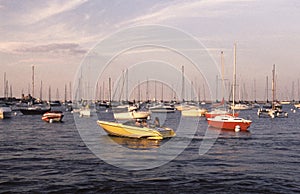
207;44;252;132
257;64;288;118
205;51;239;119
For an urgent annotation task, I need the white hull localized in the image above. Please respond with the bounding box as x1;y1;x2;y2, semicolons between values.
80;109;91;117
294;103;300;109
0;107;12;119
231;104;252;110
114;111;150;120
181;108;207;117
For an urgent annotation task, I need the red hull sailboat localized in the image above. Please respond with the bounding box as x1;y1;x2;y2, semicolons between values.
207;115;251;131
207;44;252;132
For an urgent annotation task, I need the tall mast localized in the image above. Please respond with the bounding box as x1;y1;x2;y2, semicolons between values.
108;77;112;103
56;88;59;101
146;77;149;101
272;64;275;109
40;80;43;100
221;51;225;101
64;84;67;103
32;65;35;97
298;79;300;102
216;75;218;102
3;72;6;98
266;76;269;103
126;69;128;102
154;80;157;101
191;81;193;102
161;82;163;102
69;82;72;102
48;86;51;102
203;84;206;102
181;65;185;102
232;43;237;115
292;81;295;102
138;80;141;102
9;84;12;98
254;79;257;102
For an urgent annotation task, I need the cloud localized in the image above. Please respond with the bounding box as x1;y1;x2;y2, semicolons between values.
19;0;88;25
120;0;256;26
14;43;87;55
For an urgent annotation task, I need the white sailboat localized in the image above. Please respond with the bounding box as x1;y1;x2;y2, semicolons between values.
257;64;288;118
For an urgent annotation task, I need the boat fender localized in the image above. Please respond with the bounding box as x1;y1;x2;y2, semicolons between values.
234;125;240;132
49;119;53;123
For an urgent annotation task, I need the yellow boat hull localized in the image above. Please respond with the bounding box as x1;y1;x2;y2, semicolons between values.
97;121;176;140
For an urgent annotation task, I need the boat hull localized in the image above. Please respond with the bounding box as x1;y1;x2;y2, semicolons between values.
42;111;64;122
149;108;176;113
205;111;239;119
0;107;12;119
231;104;252;110
20;107;51;115
114;111;150;120
79;109;91;117
181;108;207;117
97;121;175;140
149;105;176;113
207;116;252;131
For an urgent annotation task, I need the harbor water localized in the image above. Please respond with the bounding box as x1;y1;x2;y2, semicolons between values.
0;105;299;193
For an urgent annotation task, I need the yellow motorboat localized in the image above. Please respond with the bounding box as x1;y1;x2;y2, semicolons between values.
97;120;176;140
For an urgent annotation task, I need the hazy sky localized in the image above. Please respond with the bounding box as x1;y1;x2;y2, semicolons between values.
1;0;300;101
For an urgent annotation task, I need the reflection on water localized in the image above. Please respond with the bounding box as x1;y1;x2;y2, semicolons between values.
108;136;161;149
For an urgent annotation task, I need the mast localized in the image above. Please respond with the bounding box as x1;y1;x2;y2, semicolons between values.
64;84;67;103
102;81;105;101
108;77;112;103
9;84;12;98
272;64;275;109
3;72;6;98
221;51;225;101
154;80;157;102
266;76;269;103
181;65;185;102
146;77;149;101
56;88;59;101
191;81;193;102
254;79;257;102
32;65;35;97
161;82;163;102
298;79;300;102
40;80;43;100
232;43;237;115
69;82;72;102
292;81;295;102
203;84;206;103
138;80;141;102
126;69;128;102
216;75;218;102
48;86;51;102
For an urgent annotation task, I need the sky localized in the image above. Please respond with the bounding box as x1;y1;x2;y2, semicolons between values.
1;0;300;101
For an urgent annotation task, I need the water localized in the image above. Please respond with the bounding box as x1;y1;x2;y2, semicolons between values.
0;106;299;193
